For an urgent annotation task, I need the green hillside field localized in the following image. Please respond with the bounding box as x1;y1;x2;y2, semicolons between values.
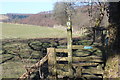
1;23;69;39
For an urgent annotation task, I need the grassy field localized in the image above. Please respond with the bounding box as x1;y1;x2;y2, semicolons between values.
1;23;85;79
1;40;43;78
1;23;69;39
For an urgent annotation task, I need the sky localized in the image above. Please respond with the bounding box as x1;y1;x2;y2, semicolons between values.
0;0;57;14
0;0;117;14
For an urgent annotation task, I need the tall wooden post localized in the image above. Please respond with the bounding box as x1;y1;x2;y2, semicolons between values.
67;16;73;77
47;48;57;79
91;27;96;45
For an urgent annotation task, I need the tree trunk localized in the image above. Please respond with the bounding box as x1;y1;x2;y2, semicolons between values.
104;2;120;79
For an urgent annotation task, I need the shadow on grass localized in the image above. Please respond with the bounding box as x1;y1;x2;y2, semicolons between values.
0;57;14;64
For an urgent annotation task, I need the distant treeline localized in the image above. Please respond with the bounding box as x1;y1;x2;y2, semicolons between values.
2;3;108;30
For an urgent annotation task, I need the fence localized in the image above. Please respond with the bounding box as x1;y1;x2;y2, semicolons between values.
47;45;104;79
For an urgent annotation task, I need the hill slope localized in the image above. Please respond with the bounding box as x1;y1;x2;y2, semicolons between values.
1;5;108;29
1;23;67;39
1;13;31;22
0;14;9;21
19;13;57;27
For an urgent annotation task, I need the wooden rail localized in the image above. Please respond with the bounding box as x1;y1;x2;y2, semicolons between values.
56;49;68;53
56;56;102;62
57;63;99;68
82;68;104;74
55;45;96;53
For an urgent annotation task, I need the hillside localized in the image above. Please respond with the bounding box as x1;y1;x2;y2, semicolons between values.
1;13;32;22
1;23;68;39
0;14;9;21
19;12;57;27
18;7;91;28
1;5;108;29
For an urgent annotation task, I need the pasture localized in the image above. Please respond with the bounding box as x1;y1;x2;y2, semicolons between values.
1;23;69;39
1;23;83;78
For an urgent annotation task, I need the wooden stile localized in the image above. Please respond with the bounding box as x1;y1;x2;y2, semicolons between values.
47;48;57;79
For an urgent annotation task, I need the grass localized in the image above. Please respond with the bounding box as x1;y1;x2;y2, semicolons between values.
1;41;43;78
1;23;69;39
1;51;41;78
1;61;26;78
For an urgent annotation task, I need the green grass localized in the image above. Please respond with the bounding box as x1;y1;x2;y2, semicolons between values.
1;23;69;39
1;41;43;78
1;61;26;78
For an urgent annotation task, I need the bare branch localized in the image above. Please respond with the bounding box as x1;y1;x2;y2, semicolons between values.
18;53;48;80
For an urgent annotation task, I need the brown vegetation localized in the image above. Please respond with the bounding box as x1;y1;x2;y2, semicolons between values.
19;13;57;27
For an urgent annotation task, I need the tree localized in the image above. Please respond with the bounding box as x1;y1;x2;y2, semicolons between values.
53;2;75;26
104;2;120;79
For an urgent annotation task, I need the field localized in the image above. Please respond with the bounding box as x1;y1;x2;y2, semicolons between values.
1;23;87;79
0;23;77;79
1;23;69;39
2;40;42;78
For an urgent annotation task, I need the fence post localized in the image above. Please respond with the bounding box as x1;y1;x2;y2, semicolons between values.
67;16;73;77
47;48;57;79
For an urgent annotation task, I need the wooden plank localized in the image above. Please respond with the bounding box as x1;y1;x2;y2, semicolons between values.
57;63;99;68
72;45;97;50
56;57;68;61
82;74;102;78
72;45;84;49
82;69;104;74
47;48;57;76
56;56;103;62
55;48;95;53
73;52;90;56
73;56;103;62
55;45;98;53
55;49;68;53
72;63;99;66
57;70;69;76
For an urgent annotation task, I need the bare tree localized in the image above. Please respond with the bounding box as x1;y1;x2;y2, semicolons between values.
53;2;75;26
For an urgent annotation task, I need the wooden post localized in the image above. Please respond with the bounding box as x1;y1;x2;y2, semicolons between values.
47;48;57;79
67;16;73;77
101;30;105;46
92;27;96;44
